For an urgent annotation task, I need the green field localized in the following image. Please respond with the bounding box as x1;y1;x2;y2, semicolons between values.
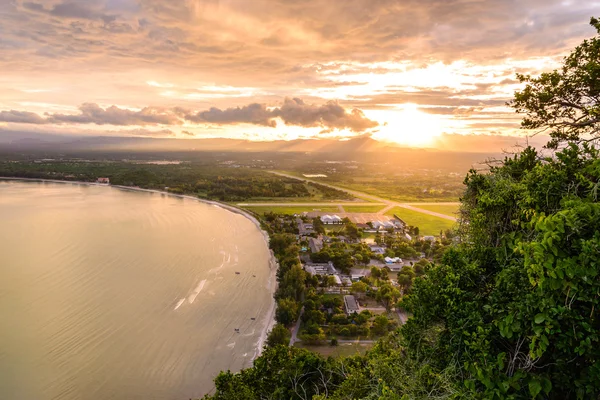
385;207;456;235
295;342;373;357
241;205;339;215
408;204;460;216
341;205;386;213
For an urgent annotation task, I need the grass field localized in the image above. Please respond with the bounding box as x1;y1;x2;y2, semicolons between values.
295;342;373;357
341;205;386;213
385;207;456;235
409;204;460;216
241;205;339;215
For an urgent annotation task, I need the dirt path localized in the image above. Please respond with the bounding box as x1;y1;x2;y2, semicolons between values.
289;306;305;346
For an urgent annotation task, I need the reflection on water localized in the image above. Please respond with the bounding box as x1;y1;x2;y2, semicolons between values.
0;181;272;400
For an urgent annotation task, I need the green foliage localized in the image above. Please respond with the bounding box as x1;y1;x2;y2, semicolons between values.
413;258;431;276
402;143;600;398
0;161;353;201
510;18;600;149
266;324;291;348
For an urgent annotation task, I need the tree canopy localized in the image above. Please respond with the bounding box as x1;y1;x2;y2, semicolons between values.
510;17;600;149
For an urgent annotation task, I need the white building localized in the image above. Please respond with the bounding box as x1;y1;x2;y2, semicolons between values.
344;295;360;315
321;215;343;224
372;220;396;230
384;256;402;264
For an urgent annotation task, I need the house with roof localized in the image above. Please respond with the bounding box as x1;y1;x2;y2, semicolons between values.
344;295;360;315
372;220;398;231
308;237;323;253
350;267;370;281
304;262;342;286
297;218;314;236
369;244;386;254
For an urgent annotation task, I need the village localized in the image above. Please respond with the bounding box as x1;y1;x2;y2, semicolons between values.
261;209;455;350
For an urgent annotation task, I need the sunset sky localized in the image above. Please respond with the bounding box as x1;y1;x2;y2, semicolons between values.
0;0;597;148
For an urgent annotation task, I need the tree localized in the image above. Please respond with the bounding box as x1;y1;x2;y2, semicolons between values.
402;132;600;395
510;17;600;149
376;284;401;311
396;272;414;294
276;298;300;326
344;220;361;240
413;258;430;276
370;266;381;279
371;315;390;336
269;233;297;255
350;281;368;300
375;231;383;245
312;217;325;234
380;267;390;281
331;251;354;273
266;324;291;348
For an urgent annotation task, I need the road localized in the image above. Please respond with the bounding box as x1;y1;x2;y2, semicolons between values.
289;306;305;346
264;171;459;221
237;202;384;207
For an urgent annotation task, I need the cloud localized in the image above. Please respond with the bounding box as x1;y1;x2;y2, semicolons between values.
1;1;598;143
275;98;378;132
0;110;49;124
185;98;378;131
23;1;117;23
49;103;183;126
1;99;377;132
186;103;276;127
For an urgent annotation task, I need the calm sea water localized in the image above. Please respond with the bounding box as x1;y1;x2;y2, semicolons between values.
0;181;274;400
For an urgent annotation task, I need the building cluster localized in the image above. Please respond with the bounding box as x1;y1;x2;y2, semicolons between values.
302;261;374;289
290;213;433;314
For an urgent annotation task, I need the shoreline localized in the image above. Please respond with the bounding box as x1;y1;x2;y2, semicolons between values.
0;176;278;362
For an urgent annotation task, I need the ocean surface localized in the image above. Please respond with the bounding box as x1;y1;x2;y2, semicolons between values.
0;181;274;400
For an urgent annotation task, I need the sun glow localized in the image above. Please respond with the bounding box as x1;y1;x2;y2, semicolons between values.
368;104;446;146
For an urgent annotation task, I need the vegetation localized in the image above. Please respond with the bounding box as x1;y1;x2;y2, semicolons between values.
203;18;600;399
0;161;353;202
294;342;372;358
385;207;456;236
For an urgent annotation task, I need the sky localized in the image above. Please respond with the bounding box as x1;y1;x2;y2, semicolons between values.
0;0;598;148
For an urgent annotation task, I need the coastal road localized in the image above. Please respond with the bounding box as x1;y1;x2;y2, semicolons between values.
266;171;459;221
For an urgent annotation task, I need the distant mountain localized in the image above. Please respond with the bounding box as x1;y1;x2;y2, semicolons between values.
0;129;530;158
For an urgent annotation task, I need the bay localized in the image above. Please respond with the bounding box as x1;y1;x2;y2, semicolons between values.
0;180;274;400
